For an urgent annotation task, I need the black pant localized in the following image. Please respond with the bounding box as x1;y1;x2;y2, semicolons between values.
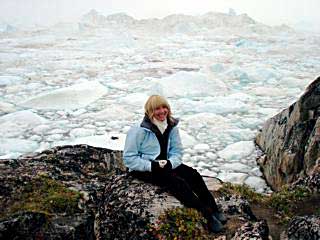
130;164;218;218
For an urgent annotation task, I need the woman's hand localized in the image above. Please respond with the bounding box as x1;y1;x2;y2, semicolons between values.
151;160;172;174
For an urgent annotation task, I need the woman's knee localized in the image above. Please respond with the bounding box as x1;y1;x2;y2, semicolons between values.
187;166;202;179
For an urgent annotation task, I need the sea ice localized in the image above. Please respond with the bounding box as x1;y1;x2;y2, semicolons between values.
19;81;108;110
2;10;320;193
69;128;96;138
179;130;196;147
151;71;228;97
119;92;149;108
0;138;39;155
194;143;210;152
199;169;217;177
0;110;48;138
58;133;126;150
220;162;251;172
184;113;230;130
32;125;52;135
0;75;23;86
79;105;135;121
198;97;250;114
0;101;15;114
244;176;267;192
218;141;255;161
216;172;248;184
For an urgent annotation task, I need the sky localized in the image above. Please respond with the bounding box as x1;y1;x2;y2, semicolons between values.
0;0;319;27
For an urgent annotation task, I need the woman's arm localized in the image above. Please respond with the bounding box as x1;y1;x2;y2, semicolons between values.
167;127;183;169
123;126;152;172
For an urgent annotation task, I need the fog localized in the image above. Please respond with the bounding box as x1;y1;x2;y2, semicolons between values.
0;0;319;27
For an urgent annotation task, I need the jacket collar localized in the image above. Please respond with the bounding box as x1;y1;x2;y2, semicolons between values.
140;114;179;131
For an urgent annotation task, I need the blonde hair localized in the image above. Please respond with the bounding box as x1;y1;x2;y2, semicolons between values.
144;95;173;121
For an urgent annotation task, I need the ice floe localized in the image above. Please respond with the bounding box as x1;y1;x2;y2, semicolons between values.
19;81;108;110
218;141;255;161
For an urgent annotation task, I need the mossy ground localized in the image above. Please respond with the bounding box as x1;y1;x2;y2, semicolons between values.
149;207;210;240
1;175;82;219
218;182;320;240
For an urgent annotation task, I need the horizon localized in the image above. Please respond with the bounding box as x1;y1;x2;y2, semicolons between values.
0;0;319;29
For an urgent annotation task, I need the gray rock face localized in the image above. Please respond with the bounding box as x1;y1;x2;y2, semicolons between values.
282;215;320;240
0;145;124;240
0;212;94;240
256;76;320;190
231;220;269;240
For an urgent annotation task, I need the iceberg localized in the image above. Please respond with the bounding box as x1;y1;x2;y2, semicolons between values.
151;71;228;97
0;138;39;155
218;141;255;161
0;110;48;138
19;81;108;110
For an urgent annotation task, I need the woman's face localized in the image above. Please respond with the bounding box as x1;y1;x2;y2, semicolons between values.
153;106;168;122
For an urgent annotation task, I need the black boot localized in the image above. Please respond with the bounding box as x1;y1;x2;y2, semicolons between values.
206;215;223;233
213;211;227;225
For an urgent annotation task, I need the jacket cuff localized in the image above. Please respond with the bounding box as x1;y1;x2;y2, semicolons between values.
146;161;152;172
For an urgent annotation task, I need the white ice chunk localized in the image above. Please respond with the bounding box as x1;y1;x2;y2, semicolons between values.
47;134;64;142
57;133;126;151
210;63;224;73
33;125;52;135
0;76;23;86
194;143;210;151
69;128;96;138
80;105;135;121
179;130;196;147
244;176;267;192
250;167;263;177
0;110;48;138
196;94;251;114
225;128;255;141
19;81;108;110
0;102;16;114
151;71;228;97
218;141;255;161
220;163;251;172
0;138;39;155
184;113;230;130
279;77;310;89
119;93;149;108
250;86;286;96
199;169;217;177
216;172;248;184
205;152;217;160
248;68;282;82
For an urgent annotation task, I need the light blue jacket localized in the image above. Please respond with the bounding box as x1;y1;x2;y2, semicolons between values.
123;118;183;172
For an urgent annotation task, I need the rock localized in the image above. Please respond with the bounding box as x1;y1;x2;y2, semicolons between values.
0;212;94;240
290;172;320;193
0;145;269;239
232;220;269;240
0;145;124;239
96;173;263;239
256;76;320;190
282;215;320;240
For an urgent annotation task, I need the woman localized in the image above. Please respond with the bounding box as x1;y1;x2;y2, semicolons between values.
123;95;227;233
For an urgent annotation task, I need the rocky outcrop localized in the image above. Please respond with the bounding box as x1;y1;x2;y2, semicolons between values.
0;145;270;239
96;173;262;239
256;76;320;190
231;220;269;240
0;145;124;239
282;215;320;240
